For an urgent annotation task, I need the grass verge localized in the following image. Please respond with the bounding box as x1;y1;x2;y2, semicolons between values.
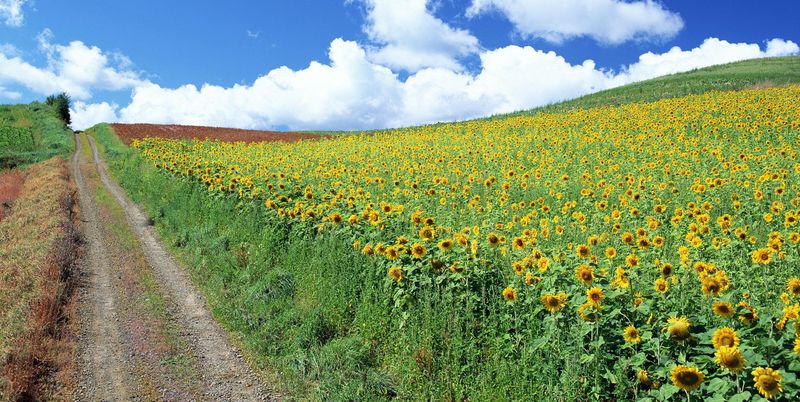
0;157;81;401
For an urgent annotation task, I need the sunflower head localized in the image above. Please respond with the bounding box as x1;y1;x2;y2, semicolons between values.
502;287;517;302
387;267;403;283
542;292;567;313
577;302;599;322
752;367;782;399
671;365;704;392
419;226;435;241
623;325;641;344
712;301;735;317
575;264;594;285
666;316;691;341
410;243;426;259
788;278;800;297
438;239;453;251
576;244;591;258
712;327;740;349
751;248;772;265
715;346;746;373
654;278;669;294
586;286;605;306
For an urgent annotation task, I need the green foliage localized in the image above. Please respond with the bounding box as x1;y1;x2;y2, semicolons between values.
45;92;72;126
0;101;74;168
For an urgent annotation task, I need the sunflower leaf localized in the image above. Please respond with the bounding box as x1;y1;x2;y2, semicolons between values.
727;391;751;402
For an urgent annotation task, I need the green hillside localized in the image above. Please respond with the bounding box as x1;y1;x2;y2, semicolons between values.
518;56;800;115
0;102;74;168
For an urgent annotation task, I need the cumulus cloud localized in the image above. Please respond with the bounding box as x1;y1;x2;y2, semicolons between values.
70;101;120;131
359;0;479;72
611;38;800;85
69;36;798;132
0;0;26;27
467;0;683;44
0;85;21;100
0;29;147;101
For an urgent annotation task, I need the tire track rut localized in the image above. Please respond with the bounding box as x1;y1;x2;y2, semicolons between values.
72;133;138;401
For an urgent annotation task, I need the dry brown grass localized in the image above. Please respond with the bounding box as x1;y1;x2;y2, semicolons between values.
0;170;23;222
0;157;81;401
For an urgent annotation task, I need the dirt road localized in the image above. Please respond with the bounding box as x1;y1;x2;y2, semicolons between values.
72;133;274;401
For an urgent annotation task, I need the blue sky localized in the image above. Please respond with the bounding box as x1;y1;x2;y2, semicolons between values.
0;0;798;130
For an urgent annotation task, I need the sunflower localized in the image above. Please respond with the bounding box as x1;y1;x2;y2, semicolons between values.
670;365;704;392
502;287;517;302
654;278;669;294
347;214;359;224
410;243;426;259
387;266;403;283
738;302;759;324
715;346;746;373
751;248;772;265
623;325;641;344
666;316;691;341
524;272;540;286
512;236;525;250
586;287;605;307
787;278;800;297
438;239;453;251
794;337;800;356
605;247;617;259
636;369;651;386
712;301;735;318
419;226;435;241
487;232;501;247
712;327;740;349
512;261;525;276
329;212;343;225
752;367;782;399
659;262;674;277
701;276;725;297
576;244;591;258
575;264;594;285
577;302;599;321
449;263;464;274
541;292;567;313
385;246;401;261
625;254;640;268
361;244;374;255
537;257;550;272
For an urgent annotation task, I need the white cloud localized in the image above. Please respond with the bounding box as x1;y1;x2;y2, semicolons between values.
94;37;797;132
115;39;403;130
0;29;148;100
467;0;683;44
70;101;119;131
359;0;480;72
766;38;800;57
611;38;800;85
0;0;26;27
0;85;21;99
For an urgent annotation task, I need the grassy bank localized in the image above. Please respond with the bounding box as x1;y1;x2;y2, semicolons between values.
0;157;80;401
0;102;74;169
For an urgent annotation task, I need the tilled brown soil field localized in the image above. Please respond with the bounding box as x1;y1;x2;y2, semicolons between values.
110;123;326;144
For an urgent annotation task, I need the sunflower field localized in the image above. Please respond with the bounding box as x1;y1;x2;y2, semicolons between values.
132;86;800;400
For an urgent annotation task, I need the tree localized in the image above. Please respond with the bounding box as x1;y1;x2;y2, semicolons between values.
46;92;71;127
